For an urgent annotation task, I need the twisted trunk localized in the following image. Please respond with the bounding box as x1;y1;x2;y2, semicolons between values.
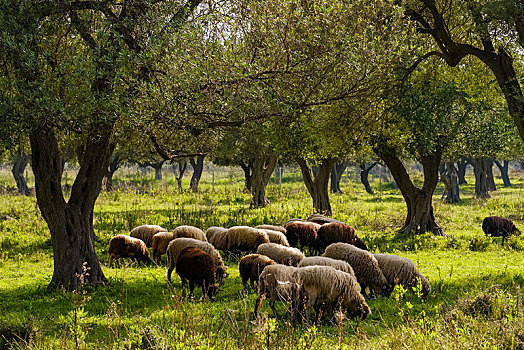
359;162;378;195
440;162;460;203
174;161;187;191
374;145;443;235
189;154;206;192
471;157;490;198
330;160;349;194
239;159;254;193
12;146;30;195
104;154;121;191
457;158;468;184
486;158;496;191
249;155;277;208
30;125;111;290
494;160;511;187
297;157;336;215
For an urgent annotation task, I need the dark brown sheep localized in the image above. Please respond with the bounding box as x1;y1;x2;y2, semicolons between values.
108;235;152;266
239;254;276;291
175;247;219;301
284;222;320;250
315;222;368;253
482;216;521;243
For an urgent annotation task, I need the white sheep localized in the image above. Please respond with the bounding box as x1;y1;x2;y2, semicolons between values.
256;243;305;266
167;238;228;286
226;226;270;252
255;224;286;234
293;265;370;323
374;253;431;297
324;243;392;297
130;224;169;247
261;229;290;247
206;226;229;251
173;225;207;241
151;232;175;264
298;256;355;277
254;264;302;321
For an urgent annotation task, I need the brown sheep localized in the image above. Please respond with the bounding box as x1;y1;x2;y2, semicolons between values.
315;222;368;253
130;225;169;247
151;232;175;264
239;254;276;292
175;247;219;301
108;235;151;266
482;216;521;243
284;222;320;250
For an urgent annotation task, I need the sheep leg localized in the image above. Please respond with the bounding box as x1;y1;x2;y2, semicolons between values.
188;281;195;298
167;266;174;284
108;255;114;266
254;295;263;318
269;299;280;319
304;291;318;324
180;278;187;296
250;278;256;292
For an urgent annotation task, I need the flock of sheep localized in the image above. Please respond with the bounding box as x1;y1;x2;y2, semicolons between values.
107;214;520;323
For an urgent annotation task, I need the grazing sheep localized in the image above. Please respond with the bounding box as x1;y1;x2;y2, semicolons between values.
294;266;370;323
374;254;431;298
176;247;219;300
151;232;175;264
130;224;169;247
261;229;290;247
306;214;347;225
324;243;391;297
239;254;276;291
254;264;302;320
284;222;320;250
316;222;368;253
206;226;228;241
257;243;305;266
298;256;355;277
167;238;228;286
482;216;521;243
174;225;207;241
283;218;308;227
108;235;151;266
255;224;286;234
226;226;270;253
206;227;229;251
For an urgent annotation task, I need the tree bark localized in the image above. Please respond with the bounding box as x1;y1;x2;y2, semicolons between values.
239;159;254;193
11;146;30;195
470;157;490;198
440;162;460;203
296;157;336;215
330;160;349;194
173;161;187;191
374;145;444;235
494;160;512;187
359;162;378;195
250;155;277;208
189;154;206;192
104;154;121;192
457;158;468;184
486;158;496;191
30;125;110;290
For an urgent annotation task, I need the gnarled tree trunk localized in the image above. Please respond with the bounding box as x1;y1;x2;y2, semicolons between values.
296;157;336;215
374;145;444;235
457;158;468;184
440;162;460;203
486;158;496;191
189;154;206;192
12;146;30;195
359;162;378;195
30;125;110;290
250;155;277;208
470;157;490;198
239;159;254;193
494;160;511;187
104;154;121;192
330;160;349;194
173;161;187;191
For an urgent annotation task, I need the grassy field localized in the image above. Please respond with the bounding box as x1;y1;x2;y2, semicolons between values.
1;165;524;349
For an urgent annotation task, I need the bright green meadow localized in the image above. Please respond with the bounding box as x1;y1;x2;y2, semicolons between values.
1;166;524;349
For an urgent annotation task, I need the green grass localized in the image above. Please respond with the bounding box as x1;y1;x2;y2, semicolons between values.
1;166;524;349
